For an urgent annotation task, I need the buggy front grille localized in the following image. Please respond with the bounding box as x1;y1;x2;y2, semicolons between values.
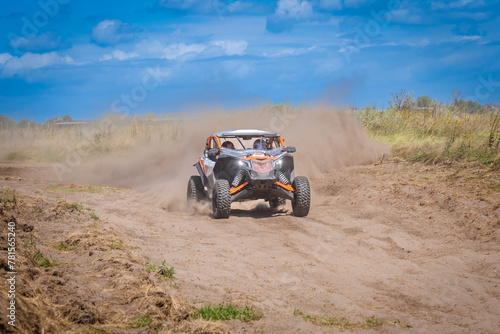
251;160;273;173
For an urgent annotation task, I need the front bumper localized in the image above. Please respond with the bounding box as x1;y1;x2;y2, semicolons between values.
230;169;294;202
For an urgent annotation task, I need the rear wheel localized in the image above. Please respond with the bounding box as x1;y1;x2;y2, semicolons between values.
292;176;310;217
212;180;231;219
187;175;205;204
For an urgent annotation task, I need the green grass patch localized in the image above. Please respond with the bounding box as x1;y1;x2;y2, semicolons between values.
4;151;35;162
109;241;123;250
33;250;52;267
63;202;85;213
49;185;118;193
489;184;500;191
128;316;152;328
52;241;74;251
0;188;16;204
194;303;262;322
293;309;386;328
146;263;157;273
158;260;175;279
90;212;99;220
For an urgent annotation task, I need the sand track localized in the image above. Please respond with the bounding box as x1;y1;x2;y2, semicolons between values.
1;160;499;333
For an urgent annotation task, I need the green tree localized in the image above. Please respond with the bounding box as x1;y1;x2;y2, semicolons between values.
17;119;39;128
60;114;73;122
0;114;14;129
415;95;437;108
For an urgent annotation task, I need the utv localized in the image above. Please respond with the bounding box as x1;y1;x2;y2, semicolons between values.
187;129;310;219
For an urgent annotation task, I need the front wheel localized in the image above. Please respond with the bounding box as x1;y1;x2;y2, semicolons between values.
212;180;231;219
292;176;310;217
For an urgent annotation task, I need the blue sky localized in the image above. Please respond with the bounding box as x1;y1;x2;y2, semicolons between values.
0;0;499;122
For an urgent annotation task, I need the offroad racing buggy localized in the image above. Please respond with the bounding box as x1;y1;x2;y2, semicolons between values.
187;129;311;218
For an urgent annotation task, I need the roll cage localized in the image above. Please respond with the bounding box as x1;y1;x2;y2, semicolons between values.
205;131;285;151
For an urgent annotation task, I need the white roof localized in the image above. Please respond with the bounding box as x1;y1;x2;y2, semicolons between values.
215;129;279;137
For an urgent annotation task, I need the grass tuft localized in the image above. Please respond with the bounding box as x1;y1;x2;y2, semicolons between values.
33;250;52;267
146;263;157;273
293;309;386;328
158;260;175;279
53;241;74;251
128;316;152;328
0;188;16;204
194;303;262;322
109;241;123;250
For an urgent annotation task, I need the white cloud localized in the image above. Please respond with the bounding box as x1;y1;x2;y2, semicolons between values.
133;39;248;60
0;53;13;66
317;0;342;10
318;0;342;10
343;0;375;8
1;52;73;77
9;32;67;52
163;43;208;60
159;0;256;14
264;46;316;57
212;40;248;56
159;0;213;12
453;35;481;41
275;0;313;19
390;9;422;24
431;0;484;10
134;40;207;60
99;50;139;61
91;19;140;46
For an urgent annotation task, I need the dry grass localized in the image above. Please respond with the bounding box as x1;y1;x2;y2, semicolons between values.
2;102;497;166
358;106;500;165
0;191;230;334
0;104;302;164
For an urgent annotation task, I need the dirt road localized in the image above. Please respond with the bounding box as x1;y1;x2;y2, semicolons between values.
1;160;499;333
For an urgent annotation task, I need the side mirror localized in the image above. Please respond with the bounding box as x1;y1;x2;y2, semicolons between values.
208;148;220;156
283;146;296;153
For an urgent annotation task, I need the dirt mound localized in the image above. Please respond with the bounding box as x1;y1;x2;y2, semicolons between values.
0;192;228;333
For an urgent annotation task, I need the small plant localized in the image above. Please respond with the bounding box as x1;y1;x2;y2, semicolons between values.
53;241;74;251
0;188;16;204
194;303;262;322
158;260;175;279
33;250;52;267
25;232;37;246
69;202;84;213
90;212;99;220
128;316;152;328
110;241;123;250
360;316;385;328
293;309;385;328
146;263;157;273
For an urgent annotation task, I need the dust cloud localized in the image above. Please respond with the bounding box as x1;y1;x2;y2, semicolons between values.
68;106;390;211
